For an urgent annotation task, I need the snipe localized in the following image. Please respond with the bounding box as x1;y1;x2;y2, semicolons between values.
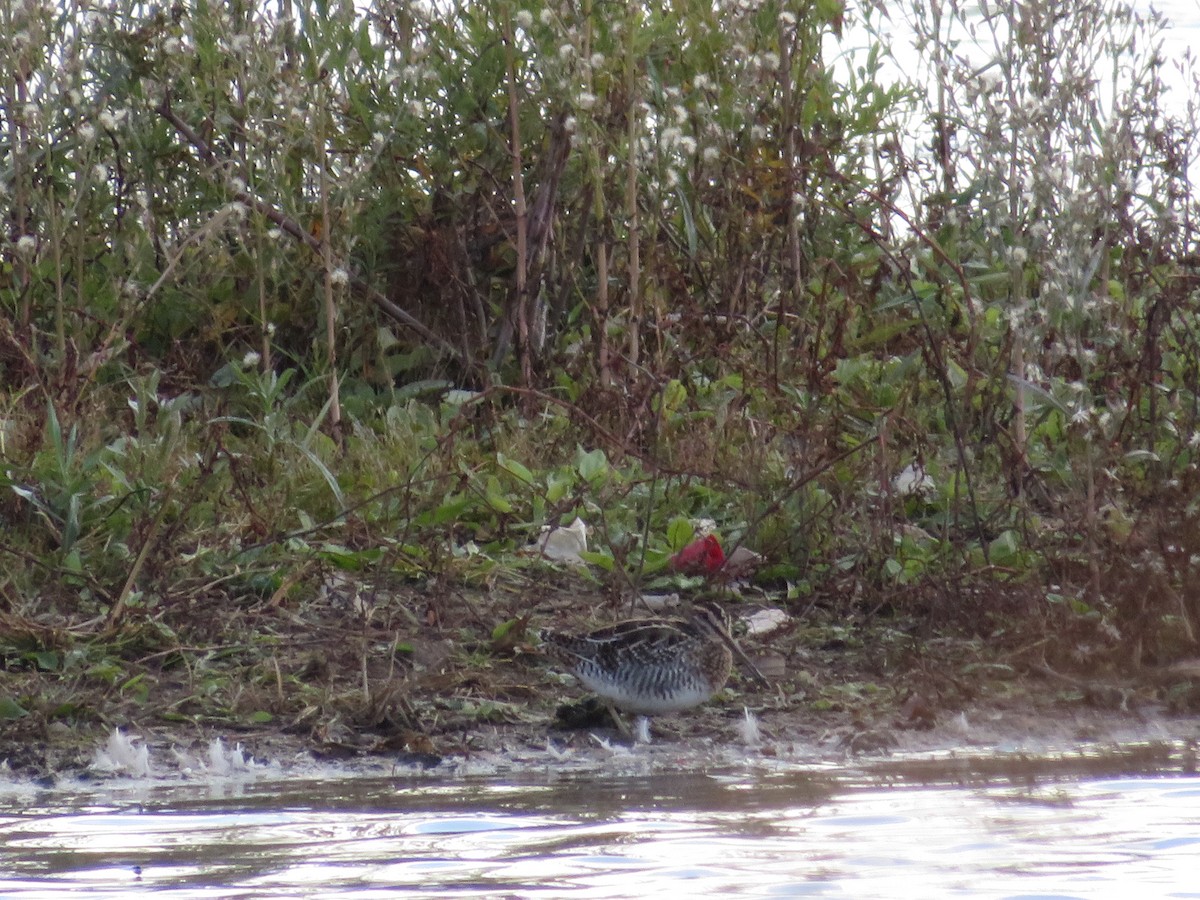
540;602;767;737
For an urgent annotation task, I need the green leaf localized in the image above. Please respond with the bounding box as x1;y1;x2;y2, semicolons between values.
317;545;382;569
850;317;918;352
485;475;513;513
209;361;240;388
393;378;452;402
497;453;534;485
29;650;59;671
0;697;28;719
63;493;81;553
120;672;148;699
666;517;694;551
1008;374;1069;414
988;529;1021;564
1124;449;1160;464
63;549;84;574
491;618;519;642
656;379;687;415
641;548;672;571
675;184;699;256
578;549;614;571
247;710;274;724
48;701;86;720
545;470;573;503
295;440;346;510
576;447;608;483
87;659;124;684
417;496;471;527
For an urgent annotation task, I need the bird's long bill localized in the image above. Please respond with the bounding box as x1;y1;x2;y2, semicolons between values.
714;627;770;688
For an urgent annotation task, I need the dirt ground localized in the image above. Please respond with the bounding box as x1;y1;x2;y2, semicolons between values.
4;570;1200;782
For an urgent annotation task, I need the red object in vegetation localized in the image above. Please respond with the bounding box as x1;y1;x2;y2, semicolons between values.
668;534;726;576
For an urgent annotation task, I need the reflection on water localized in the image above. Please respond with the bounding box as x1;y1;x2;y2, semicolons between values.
2;745;1199;899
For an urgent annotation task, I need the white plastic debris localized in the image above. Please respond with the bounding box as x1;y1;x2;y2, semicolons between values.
742;607;790;636
893;462;935;497
638;592;681;612
723;545;763;578
524;516;589;565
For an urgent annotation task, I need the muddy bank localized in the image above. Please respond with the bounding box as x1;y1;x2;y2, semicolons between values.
3;577;1199;783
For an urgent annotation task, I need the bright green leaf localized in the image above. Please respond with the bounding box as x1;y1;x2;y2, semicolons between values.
667;517;694;551
576;447;608;483
497;453;534;485
417;496;471;527
578;549;614;571
492;618;519;642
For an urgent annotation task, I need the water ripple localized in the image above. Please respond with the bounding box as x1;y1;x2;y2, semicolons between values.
4;757;1200;898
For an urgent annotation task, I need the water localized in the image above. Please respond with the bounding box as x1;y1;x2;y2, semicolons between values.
3;744;1198;898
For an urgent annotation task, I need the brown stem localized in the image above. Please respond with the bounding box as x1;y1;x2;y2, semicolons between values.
503;28;531;387
316;97;342;438
154;97;463;365
623;0;641;370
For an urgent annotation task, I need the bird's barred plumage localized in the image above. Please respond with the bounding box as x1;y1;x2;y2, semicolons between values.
540;603;764;716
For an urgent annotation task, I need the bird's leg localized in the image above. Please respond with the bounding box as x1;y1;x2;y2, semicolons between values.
605;702;636;741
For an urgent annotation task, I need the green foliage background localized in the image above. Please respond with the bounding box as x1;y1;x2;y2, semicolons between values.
2;0;1199;675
